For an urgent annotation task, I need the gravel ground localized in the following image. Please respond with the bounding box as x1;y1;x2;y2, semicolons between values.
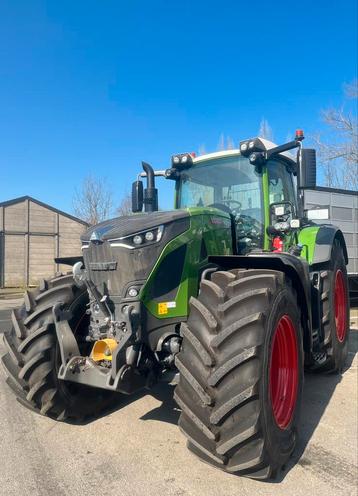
0;299;357;496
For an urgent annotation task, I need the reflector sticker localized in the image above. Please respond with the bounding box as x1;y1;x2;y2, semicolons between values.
158;301;176;315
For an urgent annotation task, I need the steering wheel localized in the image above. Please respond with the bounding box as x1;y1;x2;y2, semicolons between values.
221;200;242;212
236;214;262;237
208;200;242;215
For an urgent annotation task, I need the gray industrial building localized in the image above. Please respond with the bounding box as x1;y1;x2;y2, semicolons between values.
0;196;88;288
304;187;358;276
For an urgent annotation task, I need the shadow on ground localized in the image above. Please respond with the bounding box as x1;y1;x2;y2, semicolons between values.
79;327;358;482
274;326;358;482
91;329;358;483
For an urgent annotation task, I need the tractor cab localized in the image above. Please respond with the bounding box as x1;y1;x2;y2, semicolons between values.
132;132;313;255
175;151;265;253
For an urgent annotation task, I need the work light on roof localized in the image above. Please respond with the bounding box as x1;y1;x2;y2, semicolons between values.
171;152;194;169
239;138;266;157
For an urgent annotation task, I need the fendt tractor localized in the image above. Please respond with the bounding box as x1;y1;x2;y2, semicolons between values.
2;132;350;480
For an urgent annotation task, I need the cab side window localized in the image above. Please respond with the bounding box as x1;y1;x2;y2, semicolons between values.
267;161;297;212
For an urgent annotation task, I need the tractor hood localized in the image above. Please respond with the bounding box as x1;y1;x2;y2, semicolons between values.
81;210;190;243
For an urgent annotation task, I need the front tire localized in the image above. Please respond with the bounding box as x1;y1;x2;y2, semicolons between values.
1;274;116;420
175;269;304;480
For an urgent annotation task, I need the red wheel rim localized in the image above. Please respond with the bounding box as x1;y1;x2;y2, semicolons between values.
269;315;299;430
334;270;347;343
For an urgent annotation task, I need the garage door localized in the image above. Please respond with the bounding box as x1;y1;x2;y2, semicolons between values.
29;235;56;286
4;234;26;287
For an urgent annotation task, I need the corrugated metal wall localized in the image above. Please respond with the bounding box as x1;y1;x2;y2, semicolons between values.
304;189;358;275
0;197;87;287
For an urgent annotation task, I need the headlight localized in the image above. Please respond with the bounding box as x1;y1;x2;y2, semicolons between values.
145;231;154;241
109;225;164;249
133;235;143;245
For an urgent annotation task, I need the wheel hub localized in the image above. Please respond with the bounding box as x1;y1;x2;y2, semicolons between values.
269;315;299;430
334;269;347;343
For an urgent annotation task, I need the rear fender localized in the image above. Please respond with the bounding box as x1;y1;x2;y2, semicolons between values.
209;253;313;353
299;225;348;267
313;226;348;265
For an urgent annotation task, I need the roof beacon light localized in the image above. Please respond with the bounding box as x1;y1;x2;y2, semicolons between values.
295;129;304;141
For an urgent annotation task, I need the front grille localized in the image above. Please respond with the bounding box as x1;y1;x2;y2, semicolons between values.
83;240;165;297
82;215;190;298
83;242;118;294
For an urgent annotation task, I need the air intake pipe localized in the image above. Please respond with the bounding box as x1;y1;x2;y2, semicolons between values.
142;161;158;212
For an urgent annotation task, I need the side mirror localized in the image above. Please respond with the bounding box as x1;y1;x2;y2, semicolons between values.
132;181;143;213
299;148;316;189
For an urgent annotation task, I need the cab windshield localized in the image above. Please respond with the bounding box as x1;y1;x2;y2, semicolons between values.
177;155;264;251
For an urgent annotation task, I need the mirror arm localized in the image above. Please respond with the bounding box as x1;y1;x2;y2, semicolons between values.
265;139;302;160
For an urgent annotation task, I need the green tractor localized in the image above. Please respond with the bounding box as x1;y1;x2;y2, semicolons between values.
2;131;350;479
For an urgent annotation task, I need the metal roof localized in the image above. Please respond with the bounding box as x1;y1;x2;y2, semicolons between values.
193;139;296;165
0;195;89;226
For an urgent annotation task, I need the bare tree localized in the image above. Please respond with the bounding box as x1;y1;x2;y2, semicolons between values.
226;136;235;149
73;175;113;225
116;193;132;216
216;134;236;151
198;144;207;155
259;118;274;141
344;80;358;99
217;133;225;151
314;80;358;190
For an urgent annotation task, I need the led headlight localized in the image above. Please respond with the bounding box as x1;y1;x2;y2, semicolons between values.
133;235;143;245
109;225;164;249
145;231;155;241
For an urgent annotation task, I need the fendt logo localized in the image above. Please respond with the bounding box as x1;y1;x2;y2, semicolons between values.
88;261;117;271
90;230;103;244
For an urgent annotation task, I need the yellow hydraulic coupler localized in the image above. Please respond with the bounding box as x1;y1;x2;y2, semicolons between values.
91;339;118;362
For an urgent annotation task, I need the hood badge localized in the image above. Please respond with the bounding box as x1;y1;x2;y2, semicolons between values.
89;261;117;271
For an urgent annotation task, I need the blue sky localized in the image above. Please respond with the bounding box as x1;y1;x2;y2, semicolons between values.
1;0;357;214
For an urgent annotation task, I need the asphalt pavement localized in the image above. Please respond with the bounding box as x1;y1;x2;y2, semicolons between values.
0;299;357;496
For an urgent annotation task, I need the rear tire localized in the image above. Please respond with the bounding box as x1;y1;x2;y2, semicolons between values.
314;241;350;373
175;269;304;480
1;274;116;421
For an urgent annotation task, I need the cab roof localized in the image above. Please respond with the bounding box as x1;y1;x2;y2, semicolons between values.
192;139;296;165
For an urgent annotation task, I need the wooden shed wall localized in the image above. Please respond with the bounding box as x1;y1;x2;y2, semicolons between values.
0;198;87;287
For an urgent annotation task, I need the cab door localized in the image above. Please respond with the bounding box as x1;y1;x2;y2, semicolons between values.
267;160;298;248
